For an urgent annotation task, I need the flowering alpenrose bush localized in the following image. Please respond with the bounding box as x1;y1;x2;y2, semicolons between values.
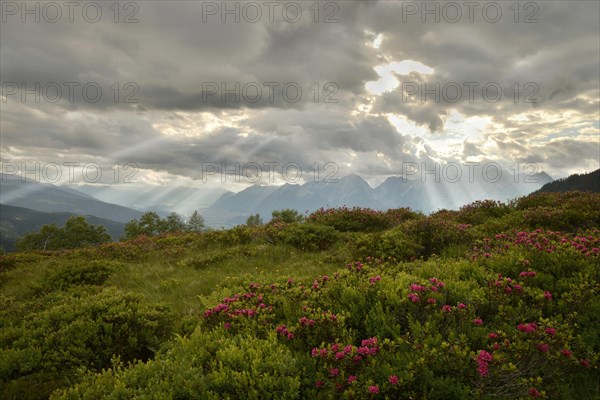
53;242;599;400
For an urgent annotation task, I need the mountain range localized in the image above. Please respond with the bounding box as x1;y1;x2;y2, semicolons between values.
209;170;554;225
0;168;557;249
0;174;142;223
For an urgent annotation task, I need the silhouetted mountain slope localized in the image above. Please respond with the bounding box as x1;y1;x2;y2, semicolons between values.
0;204;125;251
534;169;599;194
0;174;142;223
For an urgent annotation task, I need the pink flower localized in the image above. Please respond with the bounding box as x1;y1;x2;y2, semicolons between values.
545;327;556;336
348;375;357;384
478;350;493;362
361;337;378;347
427;298;437;304
311;348;318;357
408;293;420;303
223;322;231;330
458;303;467;309
343;345;353;354
544;291;553;300
517;322;537;333
537;343;549;353
560;349;573;358
320;348;328;357
335;351;345;360
410;284;426;292
528;388;541;398
329;368;339;377
488;332;499;339
580;359;590;368
476;350;493;377
369;275;381;285
442;304;452;312
315;380;324;389
368;385;380;394
389;375;399;385
473;318;483;326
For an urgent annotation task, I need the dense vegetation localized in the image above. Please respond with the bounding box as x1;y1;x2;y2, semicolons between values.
15;216;111;251
0;191;598;399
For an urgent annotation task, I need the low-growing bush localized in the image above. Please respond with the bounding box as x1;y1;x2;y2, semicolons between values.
0;287;175;399
276;223;340;251
307;207;395;232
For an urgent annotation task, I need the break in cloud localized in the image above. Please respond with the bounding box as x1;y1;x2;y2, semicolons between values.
0;0;598;187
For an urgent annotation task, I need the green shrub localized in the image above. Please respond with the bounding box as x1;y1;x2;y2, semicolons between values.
52;330;305;400
307;207;401;232
44;260;122;290
0;287;175;399
277;223;340;251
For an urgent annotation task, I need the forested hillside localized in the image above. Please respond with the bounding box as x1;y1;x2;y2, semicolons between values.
535;169;599;194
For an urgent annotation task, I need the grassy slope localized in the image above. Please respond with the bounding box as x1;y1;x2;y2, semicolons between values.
1;191;599;399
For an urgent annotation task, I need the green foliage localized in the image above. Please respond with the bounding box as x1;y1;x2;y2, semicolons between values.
271;209;304;224
400;214;476;258
162;212;187;233
307;207;421;232
123;211;208;239
15;216;111;251
187;210;206;232
43;260;122;290
0;287;175;399
52;329;304;400
2;191;600;399
123;211;163;239
246;213;263;227
275;223;340;251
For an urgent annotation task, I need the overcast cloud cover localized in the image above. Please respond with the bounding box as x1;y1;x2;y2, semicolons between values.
1;0;599;189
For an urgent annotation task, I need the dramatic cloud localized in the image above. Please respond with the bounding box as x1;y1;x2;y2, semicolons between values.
1;0;598;187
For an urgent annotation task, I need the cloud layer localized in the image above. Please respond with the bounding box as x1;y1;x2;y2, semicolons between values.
1;0;598;187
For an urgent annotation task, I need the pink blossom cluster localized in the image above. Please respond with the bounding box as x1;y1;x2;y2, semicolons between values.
346;261;365;271
369;275;381;285
311;337;380;363
475;229;600;259
476;350;493;377
441;302;467;313
517;322;538;333
490;274;524;294
299;316;316;327
276;324;294;340
407;278;445;304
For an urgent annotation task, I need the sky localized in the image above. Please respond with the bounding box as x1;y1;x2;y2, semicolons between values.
1;0;599;191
